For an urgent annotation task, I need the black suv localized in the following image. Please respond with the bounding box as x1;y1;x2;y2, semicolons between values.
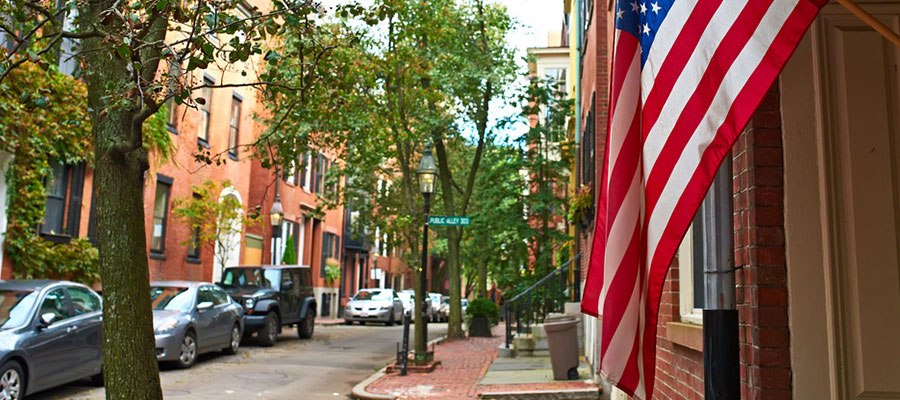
218;265;316;346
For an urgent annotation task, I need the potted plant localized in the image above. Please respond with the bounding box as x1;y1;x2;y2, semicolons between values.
324;257;341;284
466;298;498;337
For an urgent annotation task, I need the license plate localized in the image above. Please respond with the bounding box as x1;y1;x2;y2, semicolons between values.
360;313;368;317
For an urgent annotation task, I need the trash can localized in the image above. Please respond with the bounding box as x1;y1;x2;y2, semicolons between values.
544;315;580;380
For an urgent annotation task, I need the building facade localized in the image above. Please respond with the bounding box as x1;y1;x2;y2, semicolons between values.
572;0;900;399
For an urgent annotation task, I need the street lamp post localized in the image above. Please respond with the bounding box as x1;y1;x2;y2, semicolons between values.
416;143;437;362
270;189;284;264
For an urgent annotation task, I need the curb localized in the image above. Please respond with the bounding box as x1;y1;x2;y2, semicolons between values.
315;319;346;326
351;366;396;400
350;334;448;400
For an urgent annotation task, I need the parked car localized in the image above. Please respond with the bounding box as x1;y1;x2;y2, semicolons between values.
150;281;243;368
218;265;316;346
461;298;469;315
439;297;450;322
428;293;444;322
0;280;104;398
343;289;404;325
396;290;414;314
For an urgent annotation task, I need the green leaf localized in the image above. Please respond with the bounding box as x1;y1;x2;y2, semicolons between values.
116;45;131;59
156;0;169;12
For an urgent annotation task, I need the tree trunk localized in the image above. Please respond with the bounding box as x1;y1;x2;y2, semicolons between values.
82;6;163;396
477;260;487;298
446;227;464;338
92;117;163;399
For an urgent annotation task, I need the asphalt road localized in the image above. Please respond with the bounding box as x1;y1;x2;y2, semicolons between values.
29;322;448;400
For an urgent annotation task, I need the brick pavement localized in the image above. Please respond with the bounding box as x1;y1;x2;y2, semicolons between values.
365;325;598;400
366;325;506;400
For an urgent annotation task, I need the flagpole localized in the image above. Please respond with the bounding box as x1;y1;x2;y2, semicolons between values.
836;0;900;48
703;158;739;400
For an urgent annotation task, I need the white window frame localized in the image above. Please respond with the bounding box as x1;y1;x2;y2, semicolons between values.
678;224;704;325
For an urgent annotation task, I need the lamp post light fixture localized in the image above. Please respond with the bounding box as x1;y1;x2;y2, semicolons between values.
415;143;438;362
270;190;284;264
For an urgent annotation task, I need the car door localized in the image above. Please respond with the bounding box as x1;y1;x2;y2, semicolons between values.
21;287;79;392
279;270;298;324
209;285;232;347
65;286;103;379
195;286;217;352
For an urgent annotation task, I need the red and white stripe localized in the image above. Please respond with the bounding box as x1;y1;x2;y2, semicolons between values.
581;1;826;398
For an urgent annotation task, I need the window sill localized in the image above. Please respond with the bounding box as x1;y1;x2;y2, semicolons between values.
149;252;167;261
166;124;178;135
197;138;210;149
186;256;201;264
666;321;703;352
41;233;73;244
228;152;238;162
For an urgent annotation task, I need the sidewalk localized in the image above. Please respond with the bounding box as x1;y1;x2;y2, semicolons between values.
361;324;598;400
316;317;345;326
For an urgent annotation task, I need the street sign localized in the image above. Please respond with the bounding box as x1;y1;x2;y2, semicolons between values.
427;216;471;226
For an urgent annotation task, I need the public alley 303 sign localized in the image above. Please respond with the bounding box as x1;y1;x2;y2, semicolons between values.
427;216;471;226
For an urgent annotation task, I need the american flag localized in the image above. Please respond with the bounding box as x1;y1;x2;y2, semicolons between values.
581;0;825;398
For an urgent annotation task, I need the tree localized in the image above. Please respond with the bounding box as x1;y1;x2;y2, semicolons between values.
281;234;297;264
172;180;257;276
0;0;343;395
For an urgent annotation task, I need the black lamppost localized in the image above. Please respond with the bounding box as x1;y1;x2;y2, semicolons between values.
416;143;437;357
270;190;284;264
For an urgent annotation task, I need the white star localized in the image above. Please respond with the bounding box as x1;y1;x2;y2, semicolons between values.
640;2;648;14
617;9;625;19
630;1;639;12
651;1;662;14
643;23;651;35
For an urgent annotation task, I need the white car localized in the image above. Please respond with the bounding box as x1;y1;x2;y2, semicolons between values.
429;293;444;321
399;289;435;320
397;290;414;314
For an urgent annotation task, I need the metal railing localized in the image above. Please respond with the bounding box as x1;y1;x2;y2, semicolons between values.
503;254;581;349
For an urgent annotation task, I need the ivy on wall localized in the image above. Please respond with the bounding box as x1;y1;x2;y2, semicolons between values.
0;64;170;284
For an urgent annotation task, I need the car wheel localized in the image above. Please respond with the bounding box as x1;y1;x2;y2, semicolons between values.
258;311;279;347
298;311;315;339
223;323;241;355
0;360;24;400
176;330;197;369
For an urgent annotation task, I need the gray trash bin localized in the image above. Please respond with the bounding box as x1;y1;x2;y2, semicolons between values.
544;315;580;380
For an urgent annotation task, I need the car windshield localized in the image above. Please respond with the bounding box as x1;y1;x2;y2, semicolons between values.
441;298;449;305
462;299;469;306
0;290;38;330
150;287;193;312
397;292;412;301
353;290;391;301
221;268;281;290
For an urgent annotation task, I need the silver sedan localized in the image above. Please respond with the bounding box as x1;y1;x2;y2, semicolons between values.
343;289;404;326
150;281;244;368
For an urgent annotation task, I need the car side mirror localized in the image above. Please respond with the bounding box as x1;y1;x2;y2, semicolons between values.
197;301;214;311
39;313;56;328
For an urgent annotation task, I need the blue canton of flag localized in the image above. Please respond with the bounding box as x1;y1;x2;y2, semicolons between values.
615;0;673;66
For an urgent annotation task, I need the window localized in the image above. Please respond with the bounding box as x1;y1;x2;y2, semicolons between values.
678;159;732;325
150;177;172;254
68;287;101;316
314;153;325;195
187;194;201;261
300;152;310;189
272;220;297;264
320;232;340;277
166;60;182;132
228;94;241;159
197;286;214;305
579;98;596;229
43;163;68;235
210;286;229;305
41;162;86;238
198;76;214;145
39;288;70;324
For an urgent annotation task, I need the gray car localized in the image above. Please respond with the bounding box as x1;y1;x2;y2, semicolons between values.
151;281;243;368
343;289;404;325
0;280;104;399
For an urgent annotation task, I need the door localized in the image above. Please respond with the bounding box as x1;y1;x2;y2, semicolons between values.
279;270;298;323
22;288;78;392
209;285;234;347
195;286;217;352
66;286;103;378
781;2;900;399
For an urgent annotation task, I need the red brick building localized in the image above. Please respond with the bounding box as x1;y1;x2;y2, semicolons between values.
574;1;900;399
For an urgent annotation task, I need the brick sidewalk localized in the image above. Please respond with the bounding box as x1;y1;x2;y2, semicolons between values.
365;325;506;400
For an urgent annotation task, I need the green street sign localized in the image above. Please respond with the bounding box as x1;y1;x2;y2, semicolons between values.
428;216;471;226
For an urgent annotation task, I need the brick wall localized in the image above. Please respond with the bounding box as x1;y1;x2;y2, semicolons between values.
732;82;792;399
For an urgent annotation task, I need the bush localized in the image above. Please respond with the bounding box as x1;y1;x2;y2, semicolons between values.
466;298;499;322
